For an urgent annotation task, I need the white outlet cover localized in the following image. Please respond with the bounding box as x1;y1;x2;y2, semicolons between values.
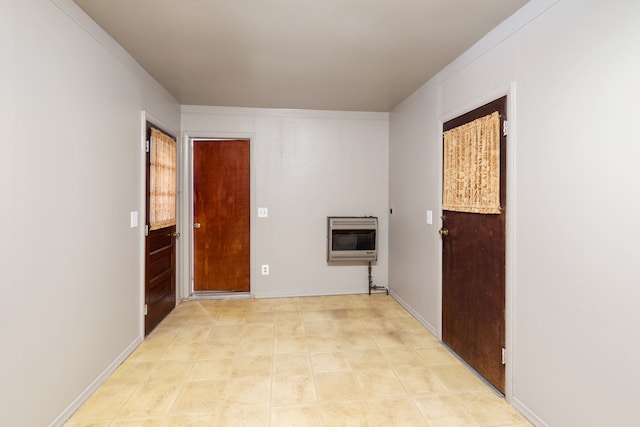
258;207;268;218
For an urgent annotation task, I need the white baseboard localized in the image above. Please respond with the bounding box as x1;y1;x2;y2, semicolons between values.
510;396;548;427
253;288;370;299
389;289;438;338
49;335;143;427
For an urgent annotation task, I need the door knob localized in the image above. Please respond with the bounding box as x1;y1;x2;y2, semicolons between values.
194;222;201;229
172;232;181;238
438;228;449;237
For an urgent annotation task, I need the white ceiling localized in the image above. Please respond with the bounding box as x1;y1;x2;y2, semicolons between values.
73;0;529;112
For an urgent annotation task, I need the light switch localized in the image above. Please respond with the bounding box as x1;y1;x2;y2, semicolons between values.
258;207;268;218
130;211;139;228
426;210;433;225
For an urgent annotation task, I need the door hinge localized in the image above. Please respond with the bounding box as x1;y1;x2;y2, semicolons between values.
143;304;148;316
501;347;506;365
502;120;508;136
145;139;150;153
145;224;149;236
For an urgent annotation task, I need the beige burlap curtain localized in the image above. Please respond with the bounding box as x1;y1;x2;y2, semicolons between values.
443;111;501;214
149;128;176;230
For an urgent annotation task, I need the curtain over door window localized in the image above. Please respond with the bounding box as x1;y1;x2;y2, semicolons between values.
149;128;177;230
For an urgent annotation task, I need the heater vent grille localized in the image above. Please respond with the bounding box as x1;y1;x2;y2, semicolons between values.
327;216;378;262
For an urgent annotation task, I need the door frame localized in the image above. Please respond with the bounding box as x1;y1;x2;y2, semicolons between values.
436;83;517;400
139;111;182;336
183;132;255;299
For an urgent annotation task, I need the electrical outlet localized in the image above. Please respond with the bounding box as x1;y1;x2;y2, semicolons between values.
261;264;270;275
258;207;268;218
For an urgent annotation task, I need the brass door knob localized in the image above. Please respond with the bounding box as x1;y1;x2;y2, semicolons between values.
194;223;201;229
438;228;449;237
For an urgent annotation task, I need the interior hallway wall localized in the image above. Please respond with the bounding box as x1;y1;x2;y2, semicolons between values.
389;0;640;425
0;1;180;426
182;106;389;298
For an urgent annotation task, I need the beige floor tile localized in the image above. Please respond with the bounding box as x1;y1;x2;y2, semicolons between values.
117;383;180;418
208;325;246;341
170;380;226;414
125;340;171;362
399;330;442;346
394;366;450;395
355;367;406;398
333;318;368;334
274;310;303;321
415;346;460;366
218;406;270;427
306;335;342;352
161;342;203;360
189;358;233;381
338;331;378;351
413;394;479;426
275;319;305;337
273;352;312;376
216;312;248;326
314;372;364;402
174;326;213;342
230;354;272;377
430;364;489;392
371;330;413;347
111;416;166;426
67;384;136;421
165;412;220;427
145;360;194;385
198;340;238;359
103;361;155;386
271;405;323;427
147;326;182;341
380;346;424;366
366;397;429;426
271;374;317;406
320;401;371;427
302;309;336;321
310;351;351;373
458;392;533;426
345;348;390;370
236;336;273;354
240;322;275;337
274;336;308;353
303;320;337;336
63;420;111;427
223;376;271;409
66;297;530;426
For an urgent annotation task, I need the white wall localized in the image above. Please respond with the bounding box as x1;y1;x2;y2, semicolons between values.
182;107;389;298
0;1;180;426
389;0;640;425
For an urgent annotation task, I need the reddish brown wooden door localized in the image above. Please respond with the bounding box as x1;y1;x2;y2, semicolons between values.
145;125;177;335
193;140;250;292
441;97;507;392
145;226;176;334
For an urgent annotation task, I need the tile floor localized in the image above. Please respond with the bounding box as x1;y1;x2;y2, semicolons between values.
65;295;532;427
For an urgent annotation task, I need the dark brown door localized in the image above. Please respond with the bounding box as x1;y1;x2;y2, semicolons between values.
441;97;507;392
145;125;177;335
193;140;250;292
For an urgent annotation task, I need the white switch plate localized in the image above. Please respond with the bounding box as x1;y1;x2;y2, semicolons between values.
426;210;433;225
261;264;270;275
258;207;269;218
130;211;139;228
